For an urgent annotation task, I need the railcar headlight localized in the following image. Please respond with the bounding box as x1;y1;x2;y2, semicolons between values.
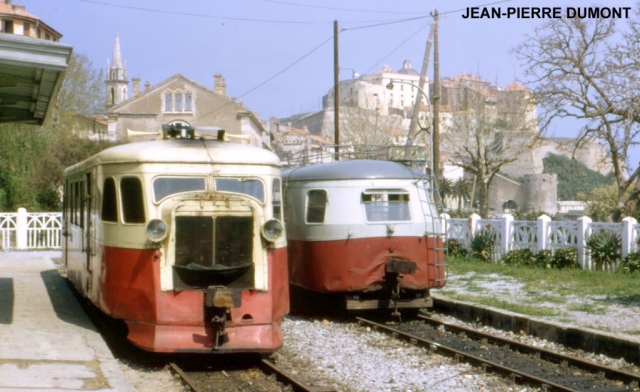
261;219;283;242
146;219;168;242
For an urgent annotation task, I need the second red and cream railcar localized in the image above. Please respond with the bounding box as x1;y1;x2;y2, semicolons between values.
62;125;288;353
283;159;446;315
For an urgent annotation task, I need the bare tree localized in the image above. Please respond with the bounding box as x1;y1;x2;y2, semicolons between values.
514;14;640;221
440;87;542;218
333;107;405;159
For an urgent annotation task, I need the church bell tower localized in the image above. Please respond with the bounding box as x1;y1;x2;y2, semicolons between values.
105;33;128;108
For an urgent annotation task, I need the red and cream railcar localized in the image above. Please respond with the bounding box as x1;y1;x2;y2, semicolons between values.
62;125;288;353
283;160;446;315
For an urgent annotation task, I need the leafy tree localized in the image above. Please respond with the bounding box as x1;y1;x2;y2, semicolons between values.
514;14;640;221
0;52;114;212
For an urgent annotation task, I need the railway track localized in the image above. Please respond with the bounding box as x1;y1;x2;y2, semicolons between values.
169;358;335;392
357;315;640;392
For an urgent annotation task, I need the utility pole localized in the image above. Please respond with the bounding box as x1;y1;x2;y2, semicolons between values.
334;20;340;160
405;23;435;159
433;10;441;194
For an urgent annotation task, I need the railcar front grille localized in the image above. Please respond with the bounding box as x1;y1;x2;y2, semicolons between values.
173;215;254;290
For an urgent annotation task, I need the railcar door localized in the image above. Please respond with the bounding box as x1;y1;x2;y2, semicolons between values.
82;171;100;297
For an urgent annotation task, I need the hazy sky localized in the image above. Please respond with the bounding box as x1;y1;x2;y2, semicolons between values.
25;0;635;138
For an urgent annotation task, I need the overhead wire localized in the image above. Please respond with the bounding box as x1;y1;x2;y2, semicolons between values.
71;0;514;118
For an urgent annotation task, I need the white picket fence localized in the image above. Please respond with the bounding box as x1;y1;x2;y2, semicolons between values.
441;213;640;270
2;209;639;270
0;208;61;250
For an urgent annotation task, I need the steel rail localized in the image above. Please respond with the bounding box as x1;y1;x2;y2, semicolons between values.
169;362;203;392
417;314;640;388
356;317;631;392
260;358;337;392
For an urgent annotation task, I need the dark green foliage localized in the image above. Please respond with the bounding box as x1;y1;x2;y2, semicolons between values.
0;52;114;212
619;252;640;274
550;248;579;269
469;230;496;262
501;248;537;267
512;210;544;221
445;239;468;258
543;153;614;201
585;231;622;270
500;248;578;269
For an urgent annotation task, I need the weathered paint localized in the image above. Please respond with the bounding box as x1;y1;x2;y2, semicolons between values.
288;235;445;293
101;246;288;353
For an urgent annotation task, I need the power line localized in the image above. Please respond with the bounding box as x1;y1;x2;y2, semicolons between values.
192;35;335;120
74;0;325;24
255;0;426;15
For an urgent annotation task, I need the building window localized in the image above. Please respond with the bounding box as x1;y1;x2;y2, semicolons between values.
163;92;194;113
164;93;172;111
175;93;183;111
23;23;30;37
4;21;13;34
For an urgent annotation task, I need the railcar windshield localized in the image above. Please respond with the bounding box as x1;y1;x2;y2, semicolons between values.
362;189;411;222
153;176;206;203
215;178;265;203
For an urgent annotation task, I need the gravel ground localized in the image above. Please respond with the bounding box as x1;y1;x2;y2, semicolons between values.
438;271;640;338
114;271;640;391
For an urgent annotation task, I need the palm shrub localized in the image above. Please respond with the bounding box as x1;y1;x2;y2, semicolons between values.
469;229;496;262
585;230;621;270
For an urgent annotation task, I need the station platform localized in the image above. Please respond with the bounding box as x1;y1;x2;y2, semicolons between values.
0;251;135;392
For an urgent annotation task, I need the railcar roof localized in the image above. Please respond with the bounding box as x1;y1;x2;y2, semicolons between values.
283;160;424;181
64;139;281;174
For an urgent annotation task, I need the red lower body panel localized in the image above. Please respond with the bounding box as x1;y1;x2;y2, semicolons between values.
99;246;288;353
287;236;445;293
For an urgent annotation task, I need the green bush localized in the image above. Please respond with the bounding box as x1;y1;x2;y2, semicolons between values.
550;247;579;269
620;252;640;274
445;239;468;258
501;248;536;267
501;248;578;270
585;230;621;270
469;229;496;262
533;249;553;268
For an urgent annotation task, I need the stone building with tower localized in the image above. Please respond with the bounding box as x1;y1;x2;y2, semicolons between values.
276;62;610;216
101;34;271;149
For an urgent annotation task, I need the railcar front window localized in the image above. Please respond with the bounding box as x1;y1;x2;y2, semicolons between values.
121;177;145;224
215;178;264;202
101;178;118;222
153;177;206;202
173;215;254;289
362;191;411;222
306;190;327;224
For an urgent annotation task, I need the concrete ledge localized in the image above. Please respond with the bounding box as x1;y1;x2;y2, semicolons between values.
432;295;640;363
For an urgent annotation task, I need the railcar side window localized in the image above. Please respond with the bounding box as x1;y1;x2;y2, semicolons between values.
272;178;282;220
306;190;327;224
215;178;265;203
362;190;411;222
121;177;146;224
101;178;118;222
153;177;206;202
